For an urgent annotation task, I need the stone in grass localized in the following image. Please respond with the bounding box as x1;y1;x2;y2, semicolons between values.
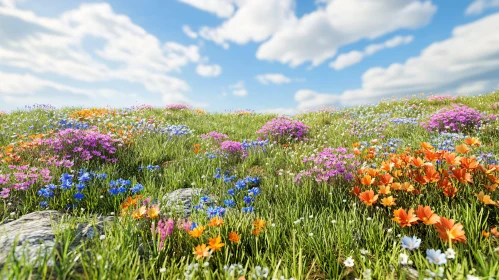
0;211;114;267
162;188;214;217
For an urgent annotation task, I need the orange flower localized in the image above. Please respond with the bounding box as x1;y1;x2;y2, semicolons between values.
452;168;473;184
381;161;393;172
411;157;425;168
424;166;440;183
147;206;160;219
475;191;497;205
464;137;481;147
189;225;205;238
482;230;490;238
461;157;479;170
443;186;458;197
401;182;414;192
208;217;224;227
420;142;434;150
253;218;266;230
415;205;440;225
359;190;378;206
193;244;211;260
360;174;375;186
208;235;225;251
424;149;441;162
228;232;241;243
252;229;261;236
435;217;466;244
455;144;471;154
444;152;461;165
391;182;402;190
132;206;147;219
392;208;419;228
350;186;361;196
378;185;391;195
485;184;498;192
381;196;396;207
378;173;393;185
491;227;499;238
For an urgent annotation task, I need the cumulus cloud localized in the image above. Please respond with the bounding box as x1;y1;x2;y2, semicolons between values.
255;73;292;85
196;64;222;77
257;0;435;67
0;2;210;107
465;0;499;15
330;35;414;70
178;0;236;18
295;13;499;109
198;0;296;48
182;25;198;39
229;81;248;97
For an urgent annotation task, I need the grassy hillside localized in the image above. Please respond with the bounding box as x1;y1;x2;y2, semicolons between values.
1;92;499;279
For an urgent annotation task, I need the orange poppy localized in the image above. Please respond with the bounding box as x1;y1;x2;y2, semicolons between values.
411;157;425;168
132;206;147;219
381;196;396;207
424;149;441;162
381;161;393;172
378;185;391;195
475;191;497;205
350;186;361;196
361;175;375;186
415;205;440;225
208;217;224;227
455;144;471;154
253;218;266;229
401;182;415;192
378;173;393;185
413;173;429;186
435;217;466;244
359;190;378;206
208;235;225;251
485;184;498;192
193;244;211;260
189;225;205;238
482;230;490;238
228;232;241;243
443;186;458;197
420;142;434;150
464;137;481;147
392;208;419;228
452;168;473;184
461;157;479;170
366;168;379;178
391;182;402;190
147;206;160;219
444;152;461;165
252;229;261;236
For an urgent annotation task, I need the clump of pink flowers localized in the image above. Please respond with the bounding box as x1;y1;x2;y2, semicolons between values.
0;165;52;198
427;95;457;102
294;147;358;184
220;140;247;159
421;104;496;133
42;128;121;163
257;116;310;143
201;131;229;143
165;104;191;110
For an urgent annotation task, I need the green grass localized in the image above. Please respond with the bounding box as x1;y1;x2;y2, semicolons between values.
1;92;499;279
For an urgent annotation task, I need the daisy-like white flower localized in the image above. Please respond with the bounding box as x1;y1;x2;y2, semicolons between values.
399;253;409;265
445;248;456;259
360;249;369;255
344;256;355;267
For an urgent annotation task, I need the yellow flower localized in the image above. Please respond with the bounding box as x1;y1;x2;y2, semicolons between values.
193;244;211;260
189;225;205;238
208;235;225;252
147;206;160;219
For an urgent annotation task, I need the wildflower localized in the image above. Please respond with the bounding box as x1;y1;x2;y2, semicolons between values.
401;236;421;251
255;266;269;278
415;205;440;225
193;244;211;260
159;268;166;273
343;256;354;267
229;232;241;243
378;185;391;195
147;206;160;219
132;206;147;219
208;217;224;227
444;248;455;259
208;235;225;252
455;144;471;154
360;249;368;255
253;218;266;230
99;235;106;241
381;196;396;207
476;191;497;205
252;229;261;236
435;217;466;244
399;253;409;265
359;190;378;206
482;230;490;238
491;227;499;237
426;249;447;265
392;208;419;227
189;225;205;238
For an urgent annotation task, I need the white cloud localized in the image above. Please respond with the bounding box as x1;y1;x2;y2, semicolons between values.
196;64;222;77
257;0;435;67
330;35;414;70
178;0;236;18
198;0;296;47
465;0;499;15
255;73;292;85
229;81;247;97
260;107;296;115
0;2;209;107
182;25;198;39
296;13;499;109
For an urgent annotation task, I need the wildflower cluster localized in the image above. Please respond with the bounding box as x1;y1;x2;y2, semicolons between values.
257;116;310;143
165;104;191;110
421;104;494;133
1;165;52;199
295;147;358;183
200;131;229;144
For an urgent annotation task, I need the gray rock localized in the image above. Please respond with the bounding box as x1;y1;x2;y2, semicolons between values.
162;188;211;217
0;211;114;266
0;210;62;266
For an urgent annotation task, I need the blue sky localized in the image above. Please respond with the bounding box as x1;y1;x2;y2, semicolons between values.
1;0;498;113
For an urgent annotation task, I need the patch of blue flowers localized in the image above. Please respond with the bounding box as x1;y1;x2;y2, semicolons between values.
391;118;418;125
430;133;466;152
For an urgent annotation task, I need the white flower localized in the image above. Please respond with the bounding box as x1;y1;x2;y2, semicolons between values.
343;256;355;267
99;235;106;241
203;262;209;267
271;223;275;227
97;255;102;261
445;248;456;259
159;268;166;273
331;220;337;224
366;217;372;221
360;249;368;255
308;233;313;237
387;228;393;233
309;215;313;218
466;275;480;280
399;253;409;265
110;212;115;216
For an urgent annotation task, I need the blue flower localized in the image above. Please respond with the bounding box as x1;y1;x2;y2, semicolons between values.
60;180;72;190
227;188;235;196
59;173;73;183
74;192;84;201
243;195;254;205
242;206;254;213
46;184;58;190
224;199;235;208
37;188;54;198
193;204;204;211
40;201;49;208
426;249;447;265
78;172;91;183
401;236;421;251
98;173;107;179
200;196;211;203
130;183;144;194
249;187;261;196
235;180;246;190
108;187;119;196
117;186;127;194
190;222;197;230
76;183;86;192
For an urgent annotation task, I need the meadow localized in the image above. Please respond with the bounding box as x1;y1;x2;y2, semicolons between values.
1;92;499;280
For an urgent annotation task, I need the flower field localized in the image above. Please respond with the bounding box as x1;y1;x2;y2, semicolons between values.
1;93;499;279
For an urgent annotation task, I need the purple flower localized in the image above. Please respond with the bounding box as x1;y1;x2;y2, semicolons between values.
421;104;489;133
257;116;310;143
295;147;358;183
220;140;247;159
